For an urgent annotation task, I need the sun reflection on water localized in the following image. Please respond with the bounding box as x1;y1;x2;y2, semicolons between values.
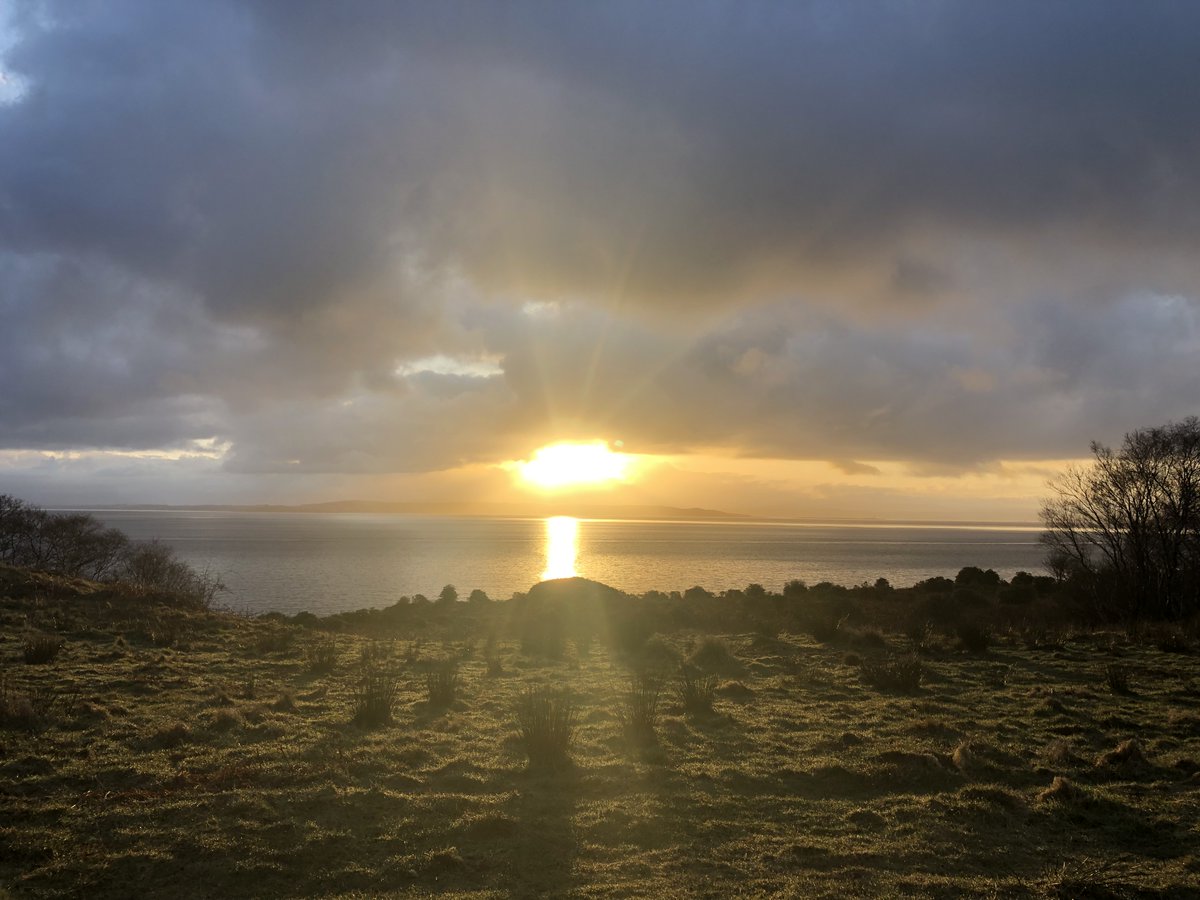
541;516;579;580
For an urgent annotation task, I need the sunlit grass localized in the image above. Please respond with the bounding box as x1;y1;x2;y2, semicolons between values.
2;566;1198;897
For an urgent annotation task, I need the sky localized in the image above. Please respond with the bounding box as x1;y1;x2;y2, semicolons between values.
1;1;1199;520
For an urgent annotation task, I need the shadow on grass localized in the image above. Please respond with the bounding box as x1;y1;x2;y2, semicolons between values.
496;769;581;896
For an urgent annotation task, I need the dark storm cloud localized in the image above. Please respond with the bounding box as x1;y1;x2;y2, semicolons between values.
1;0;1199;480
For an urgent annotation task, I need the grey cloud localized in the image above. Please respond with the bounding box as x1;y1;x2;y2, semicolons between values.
2;1;1199;482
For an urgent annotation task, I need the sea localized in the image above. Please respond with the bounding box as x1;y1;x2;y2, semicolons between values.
81;510;1048;616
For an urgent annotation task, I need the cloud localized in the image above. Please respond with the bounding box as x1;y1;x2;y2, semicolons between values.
1;1;1199;498
830;460;882;477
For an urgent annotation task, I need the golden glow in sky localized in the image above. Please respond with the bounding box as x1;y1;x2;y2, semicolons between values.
541;515;579;580
515;441;633;490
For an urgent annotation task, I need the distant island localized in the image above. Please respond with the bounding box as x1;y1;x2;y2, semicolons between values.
81;500;751;521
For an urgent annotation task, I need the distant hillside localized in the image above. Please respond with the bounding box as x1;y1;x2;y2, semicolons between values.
94;500;748;521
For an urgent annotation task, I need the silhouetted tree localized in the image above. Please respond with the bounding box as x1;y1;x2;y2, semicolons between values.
438;584;459;604
1040;418;1200;620
782;579;808;599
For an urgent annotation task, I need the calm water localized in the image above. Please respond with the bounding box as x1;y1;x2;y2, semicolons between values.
87;511;1047;615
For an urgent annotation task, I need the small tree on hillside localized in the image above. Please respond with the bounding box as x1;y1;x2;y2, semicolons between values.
1040;417;1200;620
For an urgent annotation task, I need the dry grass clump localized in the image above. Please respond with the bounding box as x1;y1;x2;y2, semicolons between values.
638;635;680;673
1021;626;1065;651
360;640;394;666
425;658;460;706
305;638;338;674
515;685;576;770
1094;738;1147;771
675;666;717;714
210;707;244;731
1043;738;1083;768
849;626;887;650
1104;663;1133;695
687;637;738;673
620;671;663;740
352;669;399;728
1042;857;1134;899
148;721;192;749
253;627;294;655
22;635;63;664
860;655;924;692
145;620;188;649
1037;775;1085;804
0;672;57;730
1152;627;1191;654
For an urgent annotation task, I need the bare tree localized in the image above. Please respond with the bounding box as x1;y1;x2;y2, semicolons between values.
1040;418;1200;620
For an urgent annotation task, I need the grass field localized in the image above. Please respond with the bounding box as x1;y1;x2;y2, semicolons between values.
2;566;1199;898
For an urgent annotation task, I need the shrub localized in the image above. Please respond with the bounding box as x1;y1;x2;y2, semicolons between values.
352;669;399;727
952;587;987;609
425;659;460;706
1104;663;1133;695
998;585;1035;605
515;686;576;770
904;617;934;652
675;666;717;714
752;617;781;641
860;655;924;692
956;621;992;654
849;626;887;650
955;566;1001;589
806;614;846;644
119;539;225;608
22;635;63;665
915;576;955;594
620;672;663;740
305;638;338;674
782;579;808;599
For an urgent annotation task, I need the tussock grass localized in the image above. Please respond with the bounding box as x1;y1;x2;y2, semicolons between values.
1104;662;1133;695
253;627;294;655
860;654;924;692
1152;627;1191;654
0;672;57;730
675;666;717;714
687;636;738;673
22;634;63;664
304;638;338;674
425;658;460;706
619;671;663;740
515;685;575;770
352;668;398;727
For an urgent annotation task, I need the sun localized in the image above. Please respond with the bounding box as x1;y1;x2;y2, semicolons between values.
515;441;633;490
